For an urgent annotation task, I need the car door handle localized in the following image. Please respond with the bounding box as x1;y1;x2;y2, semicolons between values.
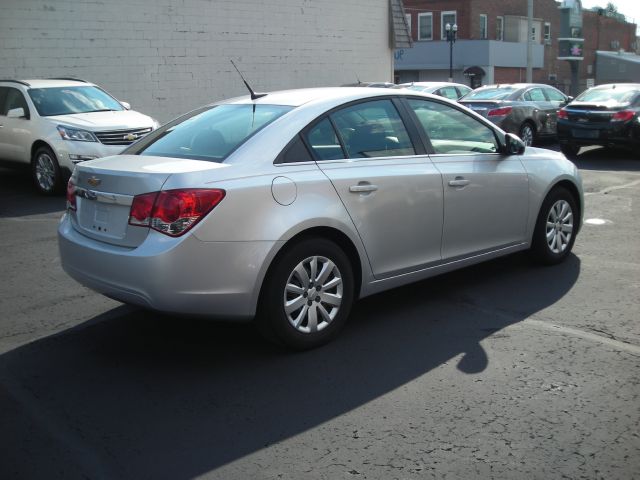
349;184;378;193
448;178;470;187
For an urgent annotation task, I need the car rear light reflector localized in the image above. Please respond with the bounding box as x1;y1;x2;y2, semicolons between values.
611;110;635;122
557;108;568;120
128;188;225;237
66;178;77;211
488;106;513;117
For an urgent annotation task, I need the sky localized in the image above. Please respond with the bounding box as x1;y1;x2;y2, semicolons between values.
580;0;640;29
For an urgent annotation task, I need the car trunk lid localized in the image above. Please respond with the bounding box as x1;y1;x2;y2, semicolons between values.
564;102;629;124
70;155;223;247
459;101;500;118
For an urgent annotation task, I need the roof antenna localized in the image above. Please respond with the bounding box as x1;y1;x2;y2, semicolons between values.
230;60;267;100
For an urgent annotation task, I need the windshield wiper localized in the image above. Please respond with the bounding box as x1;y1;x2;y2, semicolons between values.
88;109;118;113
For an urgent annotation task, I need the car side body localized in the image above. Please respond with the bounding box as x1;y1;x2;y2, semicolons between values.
58;88;583;348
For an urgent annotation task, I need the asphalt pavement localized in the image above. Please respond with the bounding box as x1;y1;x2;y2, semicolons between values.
0;147;639;479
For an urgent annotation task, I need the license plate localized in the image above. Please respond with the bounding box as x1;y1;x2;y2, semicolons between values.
572;129;599;139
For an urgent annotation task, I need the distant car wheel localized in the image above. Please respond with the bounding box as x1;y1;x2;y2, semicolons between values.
519;122;536;147
31;145;62;195
530;187;578;265
560;143;580;159
258;237;354;350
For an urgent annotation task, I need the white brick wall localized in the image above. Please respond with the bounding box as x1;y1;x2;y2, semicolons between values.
0;0;393;121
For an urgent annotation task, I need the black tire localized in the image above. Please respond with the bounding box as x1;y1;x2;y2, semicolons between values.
560;143;580;160
519;122;536;147
530;187;578;265
257;237;355;350
31;145;63;195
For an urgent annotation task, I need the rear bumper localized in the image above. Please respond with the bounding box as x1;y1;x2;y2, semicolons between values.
557;120;640;148
58;213;280;320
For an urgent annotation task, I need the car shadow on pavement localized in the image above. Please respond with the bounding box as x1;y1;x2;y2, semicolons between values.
0;166;65;217
0;253;580;479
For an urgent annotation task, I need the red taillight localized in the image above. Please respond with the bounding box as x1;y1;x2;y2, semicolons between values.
488;106;513;117
66;178;77;211
612;110;635;122
128;188;225;237
557;108;569;120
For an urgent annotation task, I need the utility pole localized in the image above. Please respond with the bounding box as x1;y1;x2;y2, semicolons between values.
526;0;533;82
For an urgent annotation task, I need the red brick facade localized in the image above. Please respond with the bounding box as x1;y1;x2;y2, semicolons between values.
402;0;637;93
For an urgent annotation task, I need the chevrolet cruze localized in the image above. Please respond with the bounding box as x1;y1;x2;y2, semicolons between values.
58;88;583;349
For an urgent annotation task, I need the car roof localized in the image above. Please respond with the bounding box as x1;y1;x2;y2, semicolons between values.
588;83;640;89
217;87;435;108
0;79;94;89
476;83;553;90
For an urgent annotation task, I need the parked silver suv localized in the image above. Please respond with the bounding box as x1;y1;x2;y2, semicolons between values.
0;78;158;194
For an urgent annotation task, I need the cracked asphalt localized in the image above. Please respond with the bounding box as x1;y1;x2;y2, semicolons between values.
0;146;639;480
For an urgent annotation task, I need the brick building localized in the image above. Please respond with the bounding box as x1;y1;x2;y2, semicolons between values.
396;0;637;94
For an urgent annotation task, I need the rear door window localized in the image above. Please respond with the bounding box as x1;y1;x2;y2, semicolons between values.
523;88;546;102
328;99;415;159
305;118;345;160
437;87;459;100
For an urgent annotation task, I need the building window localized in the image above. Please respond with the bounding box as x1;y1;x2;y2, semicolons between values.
406;14;411;37
441;11;457;40
544;22;551;42
480;14;488;39
496;16;504;41
531;26;537;42
418;12;433;41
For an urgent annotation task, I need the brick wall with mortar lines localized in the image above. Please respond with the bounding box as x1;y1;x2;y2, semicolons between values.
0;0;392;122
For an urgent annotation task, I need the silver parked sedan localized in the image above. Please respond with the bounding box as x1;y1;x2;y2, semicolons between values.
59;88;583;349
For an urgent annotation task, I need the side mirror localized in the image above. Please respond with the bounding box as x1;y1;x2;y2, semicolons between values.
504;133;525;155
120;101;131;110
7;107;25;118
567;96;574;102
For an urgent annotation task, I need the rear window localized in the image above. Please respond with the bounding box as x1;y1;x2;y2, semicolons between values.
136;104;293;162
463;87;517;101
575;86;639;104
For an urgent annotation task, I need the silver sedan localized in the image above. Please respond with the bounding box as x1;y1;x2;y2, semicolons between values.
58;88;583;349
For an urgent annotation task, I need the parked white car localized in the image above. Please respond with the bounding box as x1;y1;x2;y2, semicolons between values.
0;78;159;194
393;82;473;100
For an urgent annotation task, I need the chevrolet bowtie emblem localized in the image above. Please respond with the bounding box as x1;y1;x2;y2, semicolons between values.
124;133;137;141
87;176;101;187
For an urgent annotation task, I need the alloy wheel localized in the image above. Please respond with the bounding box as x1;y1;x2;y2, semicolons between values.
35;152;57;192
546;199;573;254
283;255;343;333
520;124;534;146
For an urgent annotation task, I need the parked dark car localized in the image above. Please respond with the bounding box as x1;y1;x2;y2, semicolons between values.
557;83;640;158
459;83;571;146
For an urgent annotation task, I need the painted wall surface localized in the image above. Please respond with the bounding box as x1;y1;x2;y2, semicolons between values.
0;0;392;121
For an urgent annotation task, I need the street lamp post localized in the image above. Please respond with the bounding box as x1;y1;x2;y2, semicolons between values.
445;23;458;82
